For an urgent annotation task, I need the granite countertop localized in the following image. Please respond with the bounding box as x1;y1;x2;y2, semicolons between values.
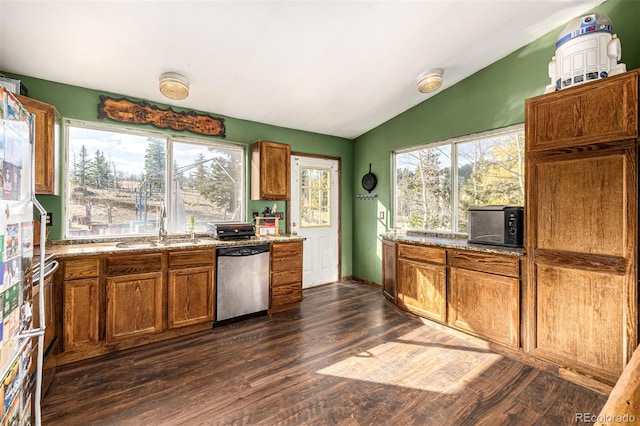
37;234;305;258
382;231;525;257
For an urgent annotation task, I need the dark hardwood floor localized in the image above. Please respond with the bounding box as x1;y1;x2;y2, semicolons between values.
42;281;606;425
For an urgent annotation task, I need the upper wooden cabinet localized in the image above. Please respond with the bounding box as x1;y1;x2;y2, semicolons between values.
525;70;638;153
15;95;59;194
251;140;290;200
525;70;639;385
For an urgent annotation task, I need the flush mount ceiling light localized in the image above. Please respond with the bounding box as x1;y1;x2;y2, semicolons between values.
159;72;189;100
417;68;443;94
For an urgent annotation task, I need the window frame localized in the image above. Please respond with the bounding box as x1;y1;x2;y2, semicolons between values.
392;123;524;234
64;120;246;239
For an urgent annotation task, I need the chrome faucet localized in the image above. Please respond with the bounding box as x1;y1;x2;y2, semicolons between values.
158;203;168;243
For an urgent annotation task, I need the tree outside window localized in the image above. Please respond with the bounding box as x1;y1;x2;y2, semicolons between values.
66;124;244;238
394;125;524;233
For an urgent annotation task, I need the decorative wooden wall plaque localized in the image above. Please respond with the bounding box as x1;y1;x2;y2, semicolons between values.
97;96;226;137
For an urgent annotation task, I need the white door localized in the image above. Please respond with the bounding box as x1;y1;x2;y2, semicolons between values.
290;156;339;288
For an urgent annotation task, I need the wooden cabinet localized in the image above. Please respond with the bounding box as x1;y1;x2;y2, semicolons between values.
525;70;639;385
270;241;303;313
448;250;520;348
62;257;100;351
167;249;215;329
15;95;59;194
396;244;446;323
381;239;396;302
251;140;291;200
105;253;163;343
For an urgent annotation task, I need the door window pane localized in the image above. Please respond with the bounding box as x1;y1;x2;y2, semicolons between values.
300;167;331;227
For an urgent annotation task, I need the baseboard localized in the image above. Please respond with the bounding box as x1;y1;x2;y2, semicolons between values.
349;276;381;288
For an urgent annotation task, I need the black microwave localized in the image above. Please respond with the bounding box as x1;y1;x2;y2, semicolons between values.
467;205;524;248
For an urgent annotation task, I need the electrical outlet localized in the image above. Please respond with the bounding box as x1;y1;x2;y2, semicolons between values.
379;211;384;220
45;212;53;226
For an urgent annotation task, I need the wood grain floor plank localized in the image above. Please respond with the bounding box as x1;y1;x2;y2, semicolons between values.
42;281;606;425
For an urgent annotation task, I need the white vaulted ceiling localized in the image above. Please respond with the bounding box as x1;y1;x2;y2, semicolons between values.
0;1;606;139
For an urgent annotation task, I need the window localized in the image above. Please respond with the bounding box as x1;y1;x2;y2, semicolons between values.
66;122;245;238
394;124;524;233
300;167;331;227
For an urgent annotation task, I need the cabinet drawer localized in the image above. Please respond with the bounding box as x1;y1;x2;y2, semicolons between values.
271;241;302;258
450;250;520;278
398;244;446;264
272;270;302;286
271;283;302;306
64;257;100;280
271;256;303;273
525;70;638;152
106;253;162;276
169;249;215;269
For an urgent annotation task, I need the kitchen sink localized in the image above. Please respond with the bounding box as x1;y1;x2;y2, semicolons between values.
114;241;158;249
115;239;201;249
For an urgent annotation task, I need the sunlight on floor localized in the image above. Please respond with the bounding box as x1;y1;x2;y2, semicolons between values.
316;327;503;394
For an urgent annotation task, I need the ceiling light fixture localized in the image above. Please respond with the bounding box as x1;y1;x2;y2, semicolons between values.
417;68;443;94
159;72;189;100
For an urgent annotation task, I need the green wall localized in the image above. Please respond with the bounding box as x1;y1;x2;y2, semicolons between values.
351;0;640;284
2;74;354;277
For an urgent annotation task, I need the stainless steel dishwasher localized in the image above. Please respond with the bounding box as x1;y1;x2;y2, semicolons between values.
215;244;270;324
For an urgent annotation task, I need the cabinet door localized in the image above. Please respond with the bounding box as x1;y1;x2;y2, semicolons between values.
382;239;396;302
15;95;59;194
251;140;291;200
106;272;163;343
33;274;56;354
449;267;520;348
397;258;446;323
526;145;637;384
168;266;214;329
64;278;100;351
525;70;638;153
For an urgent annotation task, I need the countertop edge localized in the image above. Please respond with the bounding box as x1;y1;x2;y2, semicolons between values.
36;235;305;258
381;233;525;257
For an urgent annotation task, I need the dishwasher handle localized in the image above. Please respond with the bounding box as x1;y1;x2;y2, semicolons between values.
216;244;270;257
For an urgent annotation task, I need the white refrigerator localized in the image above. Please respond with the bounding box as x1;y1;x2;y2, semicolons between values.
0;84;48;425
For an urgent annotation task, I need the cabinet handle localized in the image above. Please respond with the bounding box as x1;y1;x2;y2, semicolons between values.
292;231;298;236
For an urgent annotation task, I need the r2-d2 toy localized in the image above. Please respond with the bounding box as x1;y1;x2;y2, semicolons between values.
545;13;626;93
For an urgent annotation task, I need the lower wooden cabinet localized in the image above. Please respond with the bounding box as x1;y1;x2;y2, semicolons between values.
57;242;300;363
106;272;163;342
63;278;100;351
397;259;446;322
63;257;100;352
388;241;523;348
168;249;215;328
448;250;521;348
381;239;396;302
168;268;214;328
449;267;520;348
270;241;303;312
